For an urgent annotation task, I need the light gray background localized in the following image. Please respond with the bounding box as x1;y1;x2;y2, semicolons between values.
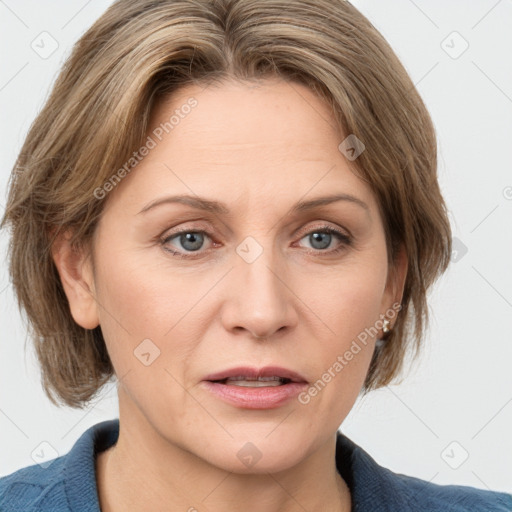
1;0;511;494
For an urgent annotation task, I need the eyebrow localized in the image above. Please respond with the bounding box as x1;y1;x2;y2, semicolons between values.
137;193;370;215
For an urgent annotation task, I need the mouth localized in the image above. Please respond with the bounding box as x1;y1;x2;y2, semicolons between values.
201;366;308;409
203;365;308;385
212;376;293;387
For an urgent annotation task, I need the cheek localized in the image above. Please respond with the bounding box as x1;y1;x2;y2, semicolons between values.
92;243;208;383
304;258;387;394
314;258;388;341
93;223;388;386
91;246;165;368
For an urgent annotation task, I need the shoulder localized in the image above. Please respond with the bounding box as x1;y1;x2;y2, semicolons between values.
335;431;512;511
0;456;69;511
0;419;119;512
391;470;512;511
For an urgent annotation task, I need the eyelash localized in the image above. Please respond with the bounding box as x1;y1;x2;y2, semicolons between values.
160;224;352;259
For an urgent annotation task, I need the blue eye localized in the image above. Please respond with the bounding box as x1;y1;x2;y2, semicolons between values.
160;225;352;258
162;230;210;255
302;230;337;250
298;226;352;254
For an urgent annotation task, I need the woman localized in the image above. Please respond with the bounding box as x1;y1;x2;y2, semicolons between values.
1;0;510;510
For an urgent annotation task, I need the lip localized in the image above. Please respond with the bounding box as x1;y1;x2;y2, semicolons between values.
202;366;308;384
201;366;309;410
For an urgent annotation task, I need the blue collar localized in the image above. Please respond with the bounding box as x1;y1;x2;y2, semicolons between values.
59;419;511;512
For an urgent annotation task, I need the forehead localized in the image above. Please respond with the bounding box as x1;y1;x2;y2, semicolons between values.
104;78;378;218
151;78;344;160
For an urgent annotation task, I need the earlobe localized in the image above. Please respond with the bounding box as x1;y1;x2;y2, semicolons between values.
51;229;100;330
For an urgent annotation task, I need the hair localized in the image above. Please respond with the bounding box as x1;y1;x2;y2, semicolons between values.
1;0;451;408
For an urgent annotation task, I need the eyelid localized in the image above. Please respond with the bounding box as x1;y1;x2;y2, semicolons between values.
295;221;351;240
160;222;349;242
160;221;352;257
160;220;213;239
294;224;353;254
160;225;216;247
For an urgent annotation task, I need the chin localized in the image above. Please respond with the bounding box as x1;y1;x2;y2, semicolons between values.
197;429;314;475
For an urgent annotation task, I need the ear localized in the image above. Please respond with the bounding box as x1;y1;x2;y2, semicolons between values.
51;229;100;330
381;243;408;324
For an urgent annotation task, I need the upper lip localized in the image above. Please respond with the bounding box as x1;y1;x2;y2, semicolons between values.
203;366;308;383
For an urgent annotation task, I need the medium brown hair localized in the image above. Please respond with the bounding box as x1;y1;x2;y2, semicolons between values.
1;0;451;408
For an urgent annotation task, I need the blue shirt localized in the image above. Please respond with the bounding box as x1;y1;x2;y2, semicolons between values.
1;419;511;511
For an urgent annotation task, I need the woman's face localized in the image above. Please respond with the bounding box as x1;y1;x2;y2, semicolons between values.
67;78;406;473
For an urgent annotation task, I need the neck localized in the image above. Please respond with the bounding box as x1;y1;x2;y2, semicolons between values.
96;392;351;512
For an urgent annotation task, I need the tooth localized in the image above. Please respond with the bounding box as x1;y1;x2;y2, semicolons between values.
226;380;283;387
225;376;283;382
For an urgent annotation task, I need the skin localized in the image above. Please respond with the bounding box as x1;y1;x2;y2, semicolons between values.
52;77;407;512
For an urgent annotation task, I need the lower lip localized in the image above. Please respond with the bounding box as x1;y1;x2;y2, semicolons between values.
201;381;308;409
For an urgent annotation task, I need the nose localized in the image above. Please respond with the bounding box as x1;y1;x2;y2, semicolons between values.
220;246;298;341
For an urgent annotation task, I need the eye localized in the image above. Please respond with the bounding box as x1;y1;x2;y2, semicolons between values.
160;224;352;259
161;229;213;257
297;225;352;255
